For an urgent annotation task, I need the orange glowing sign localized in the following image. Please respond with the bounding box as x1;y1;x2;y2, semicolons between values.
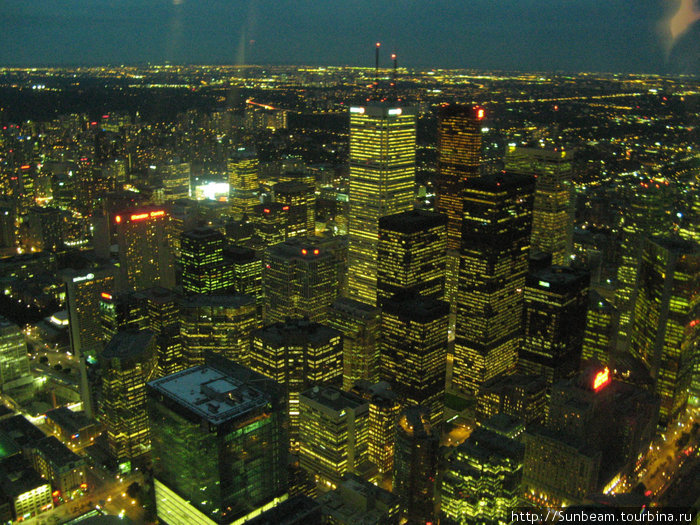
476;108;485;120
593;367;610;391
263;208;270;214
301;249;308;255
100;292;112;300
115;215;122;223
150;210;165;218
130;213;149;221
282;206;290;211
20;164;31;170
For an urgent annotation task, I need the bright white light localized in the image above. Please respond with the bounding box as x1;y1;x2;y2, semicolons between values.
349;107;365;114
388;108;402;115
196;182;230;201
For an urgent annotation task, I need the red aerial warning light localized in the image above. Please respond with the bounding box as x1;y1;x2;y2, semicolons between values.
115;215;122;223
376;42;381;47
313;249;319;255
301;249;308;255
593;367;611;391
391;53;396;60
263;208;270;214
282;206;290;211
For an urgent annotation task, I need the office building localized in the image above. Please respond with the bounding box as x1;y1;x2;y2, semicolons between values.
441;422;525;525
251;319;342;445
25;206;64;252
160;159;190;201
228;147;259;220
44;407;101;450
253;202;289;247
518;266;590;388
223;245;263;312
263;237;340;324
181;227;235;295
273;180;315;238
347;103;416;305
0;458;53;521
629;237;700;427
381;294;449;426
115;207;175;291
581;291;616;366
98;290;148;342
506;146;574;265
476;373;547;425
327;298;381;390
29;436;87;498
148;355;288;525
298;385;370;491
100;330;157;472
376;209;447;305
436;104;483;324
246;495;322;525
453;173;535;395
316;473;400;525
0;316;33;398
179;294;258;367
393;406;438;524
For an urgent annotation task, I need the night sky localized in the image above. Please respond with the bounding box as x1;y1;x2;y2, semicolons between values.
0;0;695;73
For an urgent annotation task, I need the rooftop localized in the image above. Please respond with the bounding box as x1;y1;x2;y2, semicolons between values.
300;385;367;413
45;407;94;433
179;294;256;309
34;436;83;467
102;330;155;361
378;209;447;234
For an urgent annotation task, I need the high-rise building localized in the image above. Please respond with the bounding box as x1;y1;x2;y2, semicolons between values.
476;373;547;425
436;104;483;326
0;316;33;398
251;319;342;444
441;422;525;525
381;294;449;426
115;207;175;291
614;178;675;346
98;290;148;342
629;236;700;427
298;385;371;491
179;294;258;367
581;291;616;366
506;147;574;266
228;147;259;220
453;173;535;395
518;266;590;389
327;298;381;390
25;206;64;252
148;354;288;525
376;209;447;305
393;406;439;525
273;181;315;238
252;202;289;247
160;159;190;201
351;381;401;476
180;227;235;295
263;237;340;324
100;330;157;472
347;103;416;306
223;245;263;314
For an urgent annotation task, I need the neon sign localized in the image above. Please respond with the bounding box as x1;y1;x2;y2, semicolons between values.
100;292;112;300
593;367;610;391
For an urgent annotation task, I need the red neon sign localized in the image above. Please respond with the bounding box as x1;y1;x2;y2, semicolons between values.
263;208;270;214
100;292;112;300
115;215;122;223
476;108;485;120
130;213;149;221
593;367;610;391
150;210;165;218
21;165;31;170
282;206;290;211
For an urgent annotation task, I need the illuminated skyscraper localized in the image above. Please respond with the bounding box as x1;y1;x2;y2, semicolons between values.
253;202;289;247
224;245;263;314
436;104;483;324
0;316;33;398
476;373;547;426
381;294;449;426
581;291;616;367
101;330;157;472
115;207;175;291
347;103;416;306
98;290;148;342
614;178;675;347
148;354;288;525
506;147;574;266
393;406;438;525
142;287;185;378
518;266;590;389
180;227;235;295
629;237;700;427
251;319;342;445
228;147;259;220
298;385;370;492
327;298;381;390
179;294;258;367
441;422;525;525
160;159;190;202
263;237;340;324
273;181;315;238
377;209;447;306
453;173;535;395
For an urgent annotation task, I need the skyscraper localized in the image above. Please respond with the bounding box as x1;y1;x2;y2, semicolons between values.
160;159;190;202
25;206;65;252
629;236;699;427
436;104;483;325
115;207;175;291
453;173;535;395
98;290;148;342
0;316;33;398
347;103;416;306
250;319;343;445
581;291;616;367
506;147;574;266
377;209;447;305
179;294;258;367
381;294;449;427
228;147;259;220
180;227;235;295
100;330;157;472
298;385;371;491
273;181;315;238
148;354;288;525
263;237;340;324
441;421;525;525
393;406;438;524
327;298;381;390
518;266;590;388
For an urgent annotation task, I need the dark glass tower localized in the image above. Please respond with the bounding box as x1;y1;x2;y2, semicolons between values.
180;227;235;295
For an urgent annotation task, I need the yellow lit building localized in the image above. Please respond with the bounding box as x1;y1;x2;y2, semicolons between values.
228;147;259;220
